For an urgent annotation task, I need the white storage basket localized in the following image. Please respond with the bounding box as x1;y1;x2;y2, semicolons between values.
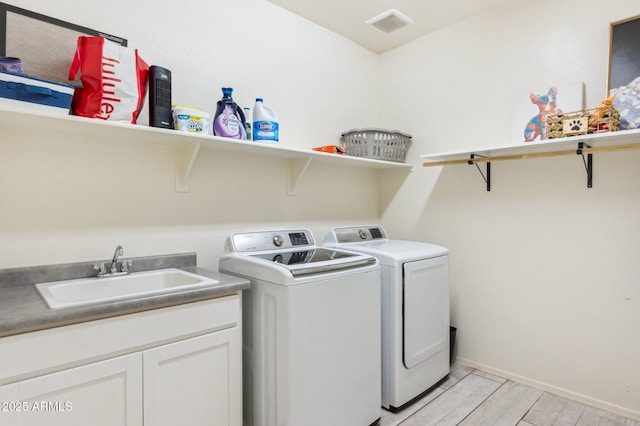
341;128;411;162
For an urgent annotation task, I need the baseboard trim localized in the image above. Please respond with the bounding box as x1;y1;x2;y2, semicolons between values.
455;357;640;422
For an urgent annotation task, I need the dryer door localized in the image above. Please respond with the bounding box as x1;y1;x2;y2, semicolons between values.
403;256;449;369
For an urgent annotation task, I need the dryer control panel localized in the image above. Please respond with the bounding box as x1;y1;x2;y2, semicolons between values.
328;226;387;244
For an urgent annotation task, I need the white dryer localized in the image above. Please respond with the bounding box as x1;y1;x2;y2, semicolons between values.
219;229;381;426
325;225;450;411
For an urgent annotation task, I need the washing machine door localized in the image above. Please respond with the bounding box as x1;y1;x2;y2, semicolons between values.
403;255;449;369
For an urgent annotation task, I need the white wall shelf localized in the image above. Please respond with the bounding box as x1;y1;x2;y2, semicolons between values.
421;128;640;191
0;105;413;194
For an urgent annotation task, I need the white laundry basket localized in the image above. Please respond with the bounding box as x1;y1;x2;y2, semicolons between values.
341;128;411;162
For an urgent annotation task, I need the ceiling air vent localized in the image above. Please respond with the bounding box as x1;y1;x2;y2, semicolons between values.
366;9;414;34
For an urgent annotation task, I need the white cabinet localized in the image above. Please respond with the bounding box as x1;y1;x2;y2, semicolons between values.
0;353;143;426
143;329;242;426
0;295;242;426
0;382;20;425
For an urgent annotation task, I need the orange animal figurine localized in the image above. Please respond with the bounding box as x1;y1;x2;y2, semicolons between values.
588;94;616;129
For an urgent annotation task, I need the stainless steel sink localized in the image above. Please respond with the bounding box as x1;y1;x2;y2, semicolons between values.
35;268;219;309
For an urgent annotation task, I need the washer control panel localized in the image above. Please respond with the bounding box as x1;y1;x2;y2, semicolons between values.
330;226;387;244
231;230;314;252
272;234;284;247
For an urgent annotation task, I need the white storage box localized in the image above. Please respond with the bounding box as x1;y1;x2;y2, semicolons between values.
0;70;74;114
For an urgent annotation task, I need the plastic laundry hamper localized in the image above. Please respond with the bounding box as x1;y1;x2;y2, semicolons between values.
341;128;412;163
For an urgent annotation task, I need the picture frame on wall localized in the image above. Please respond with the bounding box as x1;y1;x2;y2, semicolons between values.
608;14;640;92
0;2;126;83
608;14;640;130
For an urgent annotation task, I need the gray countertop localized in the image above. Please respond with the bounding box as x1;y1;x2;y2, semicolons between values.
0;253;250;338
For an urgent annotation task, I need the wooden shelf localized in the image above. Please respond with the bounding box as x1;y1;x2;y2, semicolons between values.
420;129;640;190
0;105;413;193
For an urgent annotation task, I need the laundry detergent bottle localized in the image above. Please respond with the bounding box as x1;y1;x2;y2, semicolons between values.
252;98;279;142
213;87;246;139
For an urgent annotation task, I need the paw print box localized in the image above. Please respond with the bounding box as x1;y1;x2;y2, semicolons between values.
0;70;74;114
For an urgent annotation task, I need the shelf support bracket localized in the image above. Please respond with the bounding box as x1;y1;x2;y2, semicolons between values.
577;142;593;188
175;141;201;193
468;154;491;191
288;157;313;196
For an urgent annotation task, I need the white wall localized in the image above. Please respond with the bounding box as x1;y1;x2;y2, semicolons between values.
379;0;640;419
0;0;383;269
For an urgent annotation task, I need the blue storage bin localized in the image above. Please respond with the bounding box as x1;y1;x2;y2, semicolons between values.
0;70;73;114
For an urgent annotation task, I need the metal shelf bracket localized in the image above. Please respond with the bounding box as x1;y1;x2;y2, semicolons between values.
468;154;491;191
577;142;593;188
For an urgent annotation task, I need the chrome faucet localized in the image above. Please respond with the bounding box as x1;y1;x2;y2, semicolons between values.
111;245;123;273
94;245;133;278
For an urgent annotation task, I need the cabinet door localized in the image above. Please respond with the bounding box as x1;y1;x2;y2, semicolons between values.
2;352;143;426
0;383;20;426
143;327;242;426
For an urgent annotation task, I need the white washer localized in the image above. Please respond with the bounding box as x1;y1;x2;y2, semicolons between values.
219;229;381;426
325;225;450;411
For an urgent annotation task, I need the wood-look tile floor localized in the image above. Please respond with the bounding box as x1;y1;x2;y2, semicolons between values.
380;363;639;426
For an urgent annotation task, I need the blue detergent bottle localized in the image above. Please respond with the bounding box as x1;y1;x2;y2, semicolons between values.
213;87;246;139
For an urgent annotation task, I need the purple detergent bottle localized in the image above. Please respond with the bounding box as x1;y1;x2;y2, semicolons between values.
213;87;246;139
